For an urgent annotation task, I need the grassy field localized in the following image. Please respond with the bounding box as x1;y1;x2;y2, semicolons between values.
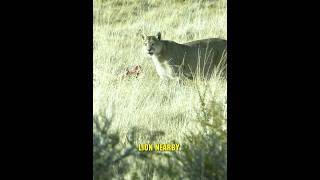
93;0;227;179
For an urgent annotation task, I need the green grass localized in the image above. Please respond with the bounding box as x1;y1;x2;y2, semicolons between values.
93;0;227;179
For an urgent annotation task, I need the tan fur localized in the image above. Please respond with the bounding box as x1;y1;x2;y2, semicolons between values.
142;32;227;80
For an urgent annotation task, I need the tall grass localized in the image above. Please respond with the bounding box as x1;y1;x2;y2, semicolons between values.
93;0;227;179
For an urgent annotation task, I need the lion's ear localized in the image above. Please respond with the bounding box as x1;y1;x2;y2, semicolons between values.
156;32;161;40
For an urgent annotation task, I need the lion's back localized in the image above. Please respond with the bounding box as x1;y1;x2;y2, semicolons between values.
184;38;227;50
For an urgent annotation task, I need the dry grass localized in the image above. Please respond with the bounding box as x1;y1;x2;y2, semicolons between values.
93;0;226;147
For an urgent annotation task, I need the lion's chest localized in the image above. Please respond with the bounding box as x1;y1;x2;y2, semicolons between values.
152;56;175;79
